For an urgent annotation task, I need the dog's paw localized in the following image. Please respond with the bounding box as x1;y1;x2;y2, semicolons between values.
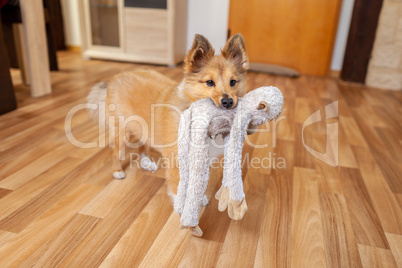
140;154;158;172
228;199;247;220
113;171;126;180
202;194;209;206
181;225;203;237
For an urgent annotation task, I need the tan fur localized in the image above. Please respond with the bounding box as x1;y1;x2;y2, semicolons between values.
104;34;249;196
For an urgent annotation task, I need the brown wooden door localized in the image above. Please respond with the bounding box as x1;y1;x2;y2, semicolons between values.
228;0;342;76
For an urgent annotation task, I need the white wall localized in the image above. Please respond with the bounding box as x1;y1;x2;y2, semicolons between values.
331;0;355;71
60;0;81;46
186;0;230;54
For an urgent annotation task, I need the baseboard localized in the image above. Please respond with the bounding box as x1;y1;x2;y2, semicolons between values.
330;70;340;78
66;46;81;53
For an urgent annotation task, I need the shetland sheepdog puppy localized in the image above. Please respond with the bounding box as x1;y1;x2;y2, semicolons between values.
87;33;249;201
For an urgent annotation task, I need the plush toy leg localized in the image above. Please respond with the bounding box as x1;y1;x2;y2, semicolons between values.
181;225;203;237
202;194;209;206
228;199;248;220
215;186;229;211
215;186;248;220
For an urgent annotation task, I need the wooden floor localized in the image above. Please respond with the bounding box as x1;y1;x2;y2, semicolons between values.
0;51;401;267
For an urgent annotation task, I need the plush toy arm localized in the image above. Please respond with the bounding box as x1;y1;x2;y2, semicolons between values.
226;102;250;201
215;102;250;220
180;119;211;227
174;109;192;215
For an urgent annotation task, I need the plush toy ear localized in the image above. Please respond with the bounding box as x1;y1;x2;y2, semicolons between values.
221;33;249;71
257;101;269;112
184;34;215;74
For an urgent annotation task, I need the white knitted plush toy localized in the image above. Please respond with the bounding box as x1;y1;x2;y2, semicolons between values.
174;86;284;236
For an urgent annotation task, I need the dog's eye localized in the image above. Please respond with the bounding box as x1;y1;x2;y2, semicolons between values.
206;80;215;87
230;80;237;87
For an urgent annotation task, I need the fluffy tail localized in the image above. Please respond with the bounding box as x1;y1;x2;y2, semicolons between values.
86;81;108;123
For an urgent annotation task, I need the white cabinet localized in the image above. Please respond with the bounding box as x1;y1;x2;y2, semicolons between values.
79;0;188;66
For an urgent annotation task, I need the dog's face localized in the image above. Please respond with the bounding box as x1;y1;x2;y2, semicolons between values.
182;34;249;109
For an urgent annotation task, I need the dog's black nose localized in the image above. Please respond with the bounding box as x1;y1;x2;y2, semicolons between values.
221;98;233;108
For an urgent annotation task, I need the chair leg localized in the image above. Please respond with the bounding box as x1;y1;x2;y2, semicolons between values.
45;22;58;71
0;15;17;114
19;0;51;97
12;23;30;85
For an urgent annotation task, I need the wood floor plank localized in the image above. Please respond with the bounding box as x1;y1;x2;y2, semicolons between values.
54;107;92;130
339;168;390;248
358;244;398;268
79;166;140;218
362;87;401;109
323;79;342;101
0;188;12;200
338;123;358;168
314;160;343;194
273;139;295;172
246;129;274;175
0;115;55;140
352;109;402;194
137;213;192;268
313;77;332;100
254;169;293;268
215;171;269;267
20;214;101;268
396;194;402;210
0;142;75;190
83;161;115;186
0;116;25;130
385;233;402;267
339;116;368;147
276;76;296;100
375;127;402;164
339;83;366;108
295;76;309;99
372;106;402;139
353;103;387;128
0;140;62;180
337;97;353;117
352;146;402;235
179;239;222;268
319;192;363;268
294;123;316;168
0;127;64;164
0;117;65;151
0;148;111;232
0;231;16;248
0;183;102;267
294;97;314;124
0;157;83;222
59;175;164;267
276;98;295;141
100;185;173;267
291;167;327;268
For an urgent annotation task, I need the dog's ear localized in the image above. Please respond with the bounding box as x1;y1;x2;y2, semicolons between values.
222;33;249;71
185;34;215;73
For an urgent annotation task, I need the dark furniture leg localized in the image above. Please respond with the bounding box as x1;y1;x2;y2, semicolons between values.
0;13;17;115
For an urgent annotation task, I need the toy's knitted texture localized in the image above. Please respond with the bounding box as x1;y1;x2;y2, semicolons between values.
174;86;284;228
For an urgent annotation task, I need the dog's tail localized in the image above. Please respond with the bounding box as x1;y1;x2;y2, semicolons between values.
87;81;108;123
